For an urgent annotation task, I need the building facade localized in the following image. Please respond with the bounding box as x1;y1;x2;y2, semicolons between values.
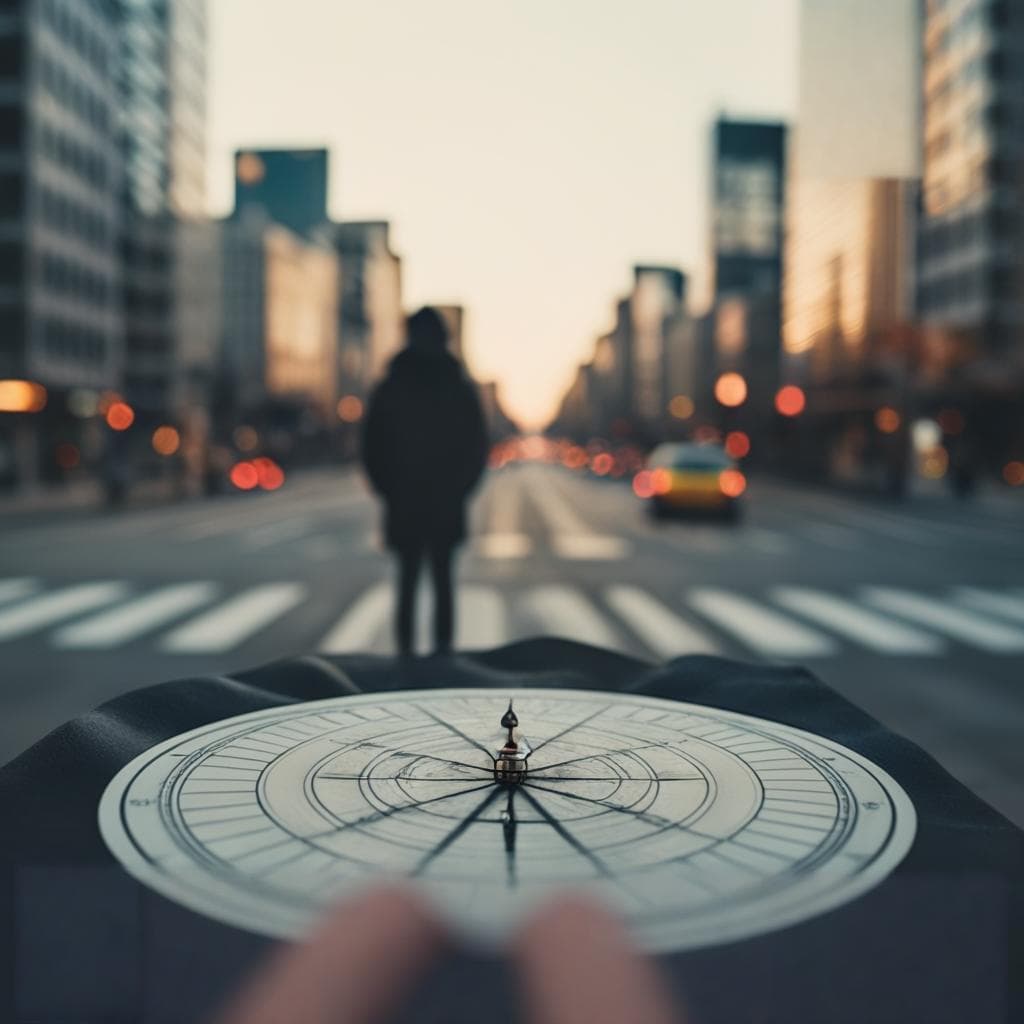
218;212;339;422
630;265;685;426
232;147;329;241
0;0;124;483
116;0;210;420
782;0;921;486
707;118;787;415
918;0;1024;368
331;220;403;397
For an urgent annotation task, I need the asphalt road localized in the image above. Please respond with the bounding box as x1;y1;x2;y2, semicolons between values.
2;463;1022;827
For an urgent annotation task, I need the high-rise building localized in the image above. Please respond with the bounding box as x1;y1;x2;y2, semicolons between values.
218;212;339;420
116;0;211;419
784;0;920;386
332;221;403;396
0;0;124;483
708;118;787;414
630;265;685;425
711;119;786;300
233;148;329;241
918;0;1024;367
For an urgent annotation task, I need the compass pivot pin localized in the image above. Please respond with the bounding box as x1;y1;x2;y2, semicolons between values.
494;698;530;784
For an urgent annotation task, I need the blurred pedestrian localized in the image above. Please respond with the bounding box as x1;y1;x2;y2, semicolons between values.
361;307;488;656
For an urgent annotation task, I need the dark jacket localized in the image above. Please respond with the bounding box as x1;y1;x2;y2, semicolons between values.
361;347;488;550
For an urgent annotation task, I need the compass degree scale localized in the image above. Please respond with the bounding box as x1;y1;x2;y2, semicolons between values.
98;688;917;952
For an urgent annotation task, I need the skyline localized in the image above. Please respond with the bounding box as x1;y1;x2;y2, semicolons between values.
207;0;798;426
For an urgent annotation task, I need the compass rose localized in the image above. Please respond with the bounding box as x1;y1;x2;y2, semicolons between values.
99;688;917;952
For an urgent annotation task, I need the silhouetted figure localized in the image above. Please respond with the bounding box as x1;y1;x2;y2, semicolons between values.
361;307;488;656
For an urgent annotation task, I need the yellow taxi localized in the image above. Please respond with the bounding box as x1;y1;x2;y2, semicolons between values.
633;442;746;520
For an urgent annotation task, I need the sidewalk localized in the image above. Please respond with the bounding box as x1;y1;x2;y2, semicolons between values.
0;476;179;521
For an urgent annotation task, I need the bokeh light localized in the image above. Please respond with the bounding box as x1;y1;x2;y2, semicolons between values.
874;406;901;434
152;425;181;456
0;379;47;413
253;456;286;491
774;385;806;417
633;470;655;499
725;431;751;459
920;448;948;479
591;452;614;476
337;395;364;423
105;402;135;431
718;468;747;498
714;373;748;408
1004;461;1024;487
669;395;695;420
230;461;259;491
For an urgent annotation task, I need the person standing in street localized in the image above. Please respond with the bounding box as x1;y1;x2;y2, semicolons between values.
361;307;489;656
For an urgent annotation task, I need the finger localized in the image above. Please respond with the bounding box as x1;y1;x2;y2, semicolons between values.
513;893;685;1024
214;884;446;1024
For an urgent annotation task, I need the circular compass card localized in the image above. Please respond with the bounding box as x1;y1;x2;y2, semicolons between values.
99;688;916;953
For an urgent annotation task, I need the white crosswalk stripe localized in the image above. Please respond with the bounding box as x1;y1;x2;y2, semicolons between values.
520;585;620;647
457;585;507;648
605;585;720;657
687;587;837;658
771;587;943;655
527;476;631;560
53;582;219;649
0;578;41;605
318;583;391;653
0;577;1022;659
861;587;1024;654
950;587;1024;625
161;583;306;654
0;582;128;641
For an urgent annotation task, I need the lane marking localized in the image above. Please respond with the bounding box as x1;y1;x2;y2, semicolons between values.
526;475;630;561
475;533;532;559
861;587;1024;653
687;588;837;658
318;583;390;653
0;581;129;641
520;585;620;648
0;578;41;605
951;587;1024;625
53;582;219;649
771;587;943;655
605;585;720;657
162;583;306;654
552;535;630;560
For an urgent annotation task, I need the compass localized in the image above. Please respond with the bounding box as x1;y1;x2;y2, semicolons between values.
98;688;916;952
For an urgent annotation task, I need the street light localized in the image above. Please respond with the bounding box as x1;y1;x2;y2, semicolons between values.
714;373;747;408
774;385;806;417
0;379;47;413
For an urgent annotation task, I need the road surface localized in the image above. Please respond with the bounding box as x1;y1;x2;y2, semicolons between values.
1;463;1022;827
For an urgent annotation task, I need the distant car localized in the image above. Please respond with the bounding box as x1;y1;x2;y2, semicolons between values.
634;442;746;521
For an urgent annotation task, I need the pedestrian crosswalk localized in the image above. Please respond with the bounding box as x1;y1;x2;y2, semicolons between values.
2;575;1024;662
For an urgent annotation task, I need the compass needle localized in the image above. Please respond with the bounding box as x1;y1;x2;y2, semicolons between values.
99;688;916;952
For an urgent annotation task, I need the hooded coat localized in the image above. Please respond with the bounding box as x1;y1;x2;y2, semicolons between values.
361;347;488;550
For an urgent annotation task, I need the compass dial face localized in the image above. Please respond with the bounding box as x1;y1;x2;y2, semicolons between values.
99;689;916;952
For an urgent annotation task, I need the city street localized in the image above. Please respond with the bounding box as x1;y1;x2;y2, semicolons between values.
1;464;1022;828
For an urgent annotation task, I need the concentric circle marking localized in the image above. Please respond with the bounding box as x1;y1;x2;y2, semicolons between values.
99;688;916;951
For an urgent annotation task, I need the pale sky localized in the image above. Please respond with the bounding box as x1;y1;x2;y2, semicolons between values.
207;0;798;427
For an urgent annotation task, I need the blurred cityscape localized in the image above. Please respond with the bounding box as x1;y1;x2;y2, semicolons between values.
0;0;1021;502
